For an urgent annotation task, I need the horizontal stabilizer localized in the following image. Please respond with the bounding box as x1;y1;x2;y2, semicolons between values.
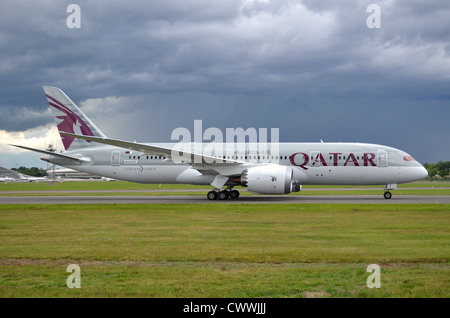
9;144;90;162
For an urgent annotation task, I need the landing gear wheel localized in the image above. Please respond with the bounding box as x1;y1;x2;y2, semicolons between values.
218;190;230;200
384;191;392;200
207;191;218;200
230;190;240;199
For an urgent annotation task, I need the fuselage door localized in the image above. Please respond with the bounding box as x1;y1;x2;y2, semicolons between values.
111;151;120;166
377;150;388;167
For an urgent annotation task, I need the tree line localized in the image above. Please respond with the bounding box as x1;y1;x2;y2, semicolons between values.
423;161;450;179
11;166;48;177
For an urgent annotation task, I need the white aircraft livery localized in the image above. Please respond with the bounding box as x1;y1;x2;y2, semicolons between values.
11;87;428;200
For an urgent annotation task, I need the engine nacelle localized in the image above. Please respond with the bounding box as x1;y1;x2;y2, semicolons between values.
241;164;300;195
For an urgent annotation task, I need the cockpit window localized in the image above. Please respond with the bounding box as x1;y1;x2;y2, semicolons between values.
403;155;416;161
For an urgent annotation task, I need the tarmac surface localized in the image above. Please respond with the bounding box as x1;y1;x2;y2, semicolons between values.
1;194;449;204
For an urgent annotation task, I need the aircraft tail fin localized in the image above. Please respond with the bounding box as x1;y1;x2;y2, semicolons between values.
43;86;106;150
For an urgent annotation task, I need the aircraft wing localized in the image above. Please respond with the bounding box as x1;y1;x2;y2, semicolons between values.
60;132;244;166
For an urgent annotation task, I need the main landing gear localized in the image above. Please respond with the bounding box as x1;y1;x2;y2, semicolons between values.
207;188;240;200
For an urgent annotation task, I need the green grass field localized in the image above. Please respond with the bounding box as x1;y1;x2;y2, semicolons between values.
0;203;449;297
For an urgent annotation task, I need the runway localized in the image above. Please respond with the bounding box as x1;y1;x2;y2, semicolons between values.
1;195;449;204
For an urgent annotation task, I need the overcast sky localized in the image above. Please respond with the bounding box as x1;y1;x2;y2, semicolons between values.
0;0;449;169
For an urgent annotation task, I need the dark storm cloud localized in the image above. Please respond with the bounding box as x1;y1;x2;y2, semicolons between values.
0;106;52;131
0;0;449;164
1;0;448;97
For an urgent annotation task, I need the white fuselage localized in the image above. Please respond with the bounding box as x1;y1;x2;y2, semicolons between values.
44;142;427;186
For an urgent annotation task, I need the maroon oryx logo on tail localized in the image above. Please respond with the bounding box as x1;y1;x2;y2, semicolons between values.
46;94;94;150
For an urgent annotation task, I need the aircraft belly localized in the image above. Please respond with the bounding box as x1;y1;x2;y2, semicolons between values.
305;166;402;185
175;168;216;185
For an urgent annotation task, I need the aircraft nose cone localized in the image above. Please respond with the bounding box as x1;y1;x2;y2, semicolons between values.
420;166;428;179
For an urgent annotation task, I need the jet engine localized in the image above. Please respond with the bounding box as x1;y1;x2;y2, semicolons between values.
241;164;301;195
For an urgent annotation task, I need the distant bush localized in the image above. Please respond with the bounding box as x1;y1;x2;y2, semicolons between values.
11;166;48;177
423;161;450;180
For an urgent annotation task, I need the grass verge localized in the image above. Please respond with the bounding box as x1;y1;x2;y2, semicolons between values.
0;203;449;297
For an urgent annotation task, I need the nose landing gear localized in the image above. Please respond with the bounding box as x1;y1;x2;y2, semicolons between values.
383;184;397;199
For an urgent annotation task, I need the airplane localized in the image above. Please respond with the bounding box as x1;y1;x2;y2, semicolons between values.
10;86;428;200
0;166;46;182
16;174;47;182
0;176;16;182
